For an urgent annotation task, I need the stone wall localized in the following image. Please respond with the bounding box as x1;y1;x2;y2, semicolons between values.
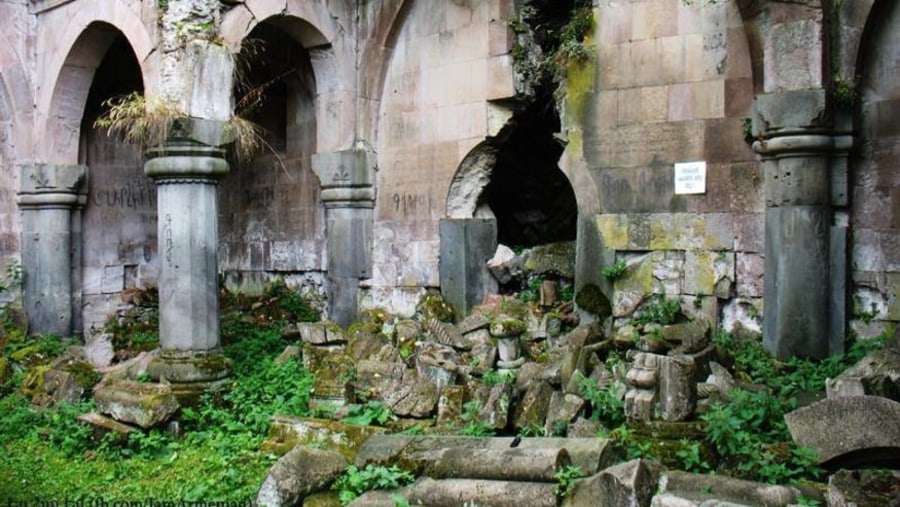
851;0;900;336
367;0;517;316
566;0;762;331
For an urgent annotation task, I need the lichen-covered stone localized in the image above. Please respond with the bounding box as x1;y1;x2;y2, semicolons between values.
575;284;612;318
489;315;527;338
416;292;456;323
93;380;180;428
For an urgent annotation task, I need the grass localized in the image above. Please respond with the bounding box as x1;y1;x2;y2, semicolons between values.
0;281;320;502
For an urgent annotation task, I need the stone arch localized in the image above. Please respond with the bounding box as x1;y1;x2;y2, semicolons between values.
37;2;152;163
218;19;327;292
446;141;498;219
221;0;348;154
846;0;900;333
77;32;151;337
0;41;34;160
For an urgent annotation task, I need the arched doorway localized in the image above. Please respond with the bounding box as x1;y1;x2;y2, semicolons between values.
78;30;151;336
849;0;900;335
218;20;326;298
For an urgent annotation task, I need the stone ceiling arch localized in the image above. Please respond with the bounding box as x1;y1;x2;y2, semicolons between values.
38;13;150;163
222;0;350;153
0;43;32;159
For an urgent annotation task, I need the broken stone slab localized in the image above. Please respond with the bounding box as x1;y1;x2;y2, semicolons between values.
424;318;468;350
565;458;661;507
458;312;491;335
354;435;622;476
512;380;553;431
436;385;465;426
262;415;388;460
545;391;585;436
487;244;518;284
657;354;698;422
825;343;900;401
93;379;180;428
425;447;571;482
649;493;752;506
660;318;711;354
472;382;514;431
84;333;115;369
350;477;558;507
379;369;439;418
785;395;900;467
414;341;461;389
827;469;900;507
255;446;348;507
297;321;348;345
76;411;137;443
659;470;802;506
274;345;301;365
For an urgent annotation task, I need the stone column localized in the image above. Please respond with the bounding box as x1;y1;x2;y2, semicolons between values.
312;149;376;327
17;163;86;337
754;90;850;360
145;127;231;398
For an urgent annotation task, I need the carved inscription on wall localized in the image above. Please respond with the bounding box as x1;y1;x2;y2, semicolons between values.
92;179;156;210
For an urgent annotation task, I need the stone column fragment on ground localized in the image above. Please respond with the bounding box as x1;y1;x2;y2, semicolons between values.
144;123;231;399
754;89;849;360
17;163;87;337
312;149;376;327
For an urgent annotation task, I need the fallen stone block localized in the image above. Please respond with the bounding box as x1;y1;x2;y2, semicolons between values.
784;395;900;467
262;415;387;460
565;458;661;507
93;380;179;428
659;470;802;506
355;435;621;476
76;411;137;442
256;446;348;507
350;478;557;507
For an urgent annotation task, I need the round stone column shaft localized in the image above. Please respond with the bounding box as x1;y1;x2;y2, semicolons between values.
144;139;230;393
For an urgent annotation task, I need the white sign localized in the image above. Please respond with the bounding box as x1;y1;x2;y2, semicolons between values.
674;161;707;195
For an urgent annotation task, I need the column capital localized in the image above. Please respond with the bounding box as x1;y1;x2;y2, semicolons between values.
144;140;229;183
17;163;87;209
312;148;377;200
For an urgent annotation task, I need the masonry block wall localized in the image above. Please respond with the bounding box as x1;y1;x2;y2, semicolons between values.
0;0;897;349
565;1;763;331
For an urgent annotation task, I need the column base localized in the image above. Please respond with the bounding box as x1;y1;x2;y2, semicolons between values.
147;349;232;404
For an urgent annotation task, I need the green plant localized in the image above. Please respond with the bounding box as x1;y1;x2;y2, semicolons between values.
458;400;495;437
601;258;628;281
482;369;516;387
577;374;625;427
553;464;585;498
341;401;395;427
675;439;712;473
517;423;545;438
832;76;858;110
632;295;684;326
332;464;415;506
742;117;755;144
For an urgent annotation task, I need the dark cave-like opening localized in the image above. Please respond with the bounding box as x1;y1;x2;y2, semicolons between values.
485;97;578;249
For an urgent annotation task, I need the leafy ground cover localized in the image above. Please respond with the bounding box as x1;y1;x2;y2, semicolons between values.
0;283;319;502
0;278;891;502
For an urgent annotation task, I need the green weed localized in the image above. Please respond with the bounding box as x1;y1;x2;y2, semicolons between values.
332;464;415;506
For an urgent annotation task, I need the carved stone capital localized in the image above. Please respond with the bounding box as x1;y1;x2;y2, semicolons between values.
312;148;376;194
17;163;87;209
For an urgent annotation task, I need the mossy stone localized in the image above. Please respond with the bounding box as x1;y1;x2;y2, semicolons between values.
417;293;456;323
489;315;527;338
63;361;102;390
575;283;612;318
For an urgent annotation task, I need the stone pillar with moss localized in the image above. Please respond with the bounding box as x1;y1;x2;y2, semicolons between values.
17;163;86;337
312;149;376;327
145;120;232;398
753;90;851;360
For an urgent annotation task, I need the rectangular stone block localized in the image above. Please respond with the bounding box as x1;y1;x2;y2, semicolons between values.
439;218;498;315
